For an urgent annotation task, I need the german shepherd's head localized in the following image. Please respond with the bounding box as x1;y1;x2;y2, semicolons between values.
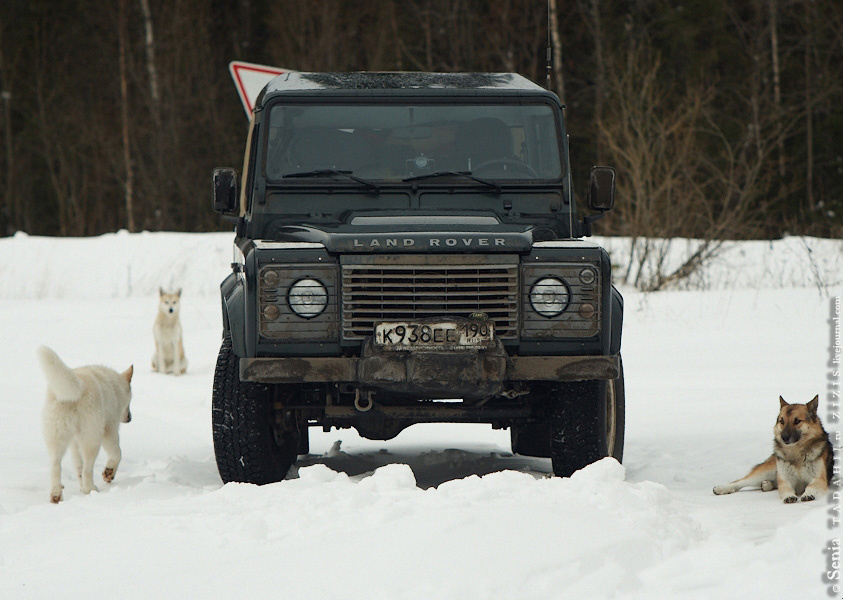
775;395;822;446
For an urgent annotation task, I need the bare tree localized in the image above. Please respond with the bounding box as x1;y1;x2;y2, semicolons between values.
769;0;786;180
118;0;135;232
138;0;159;108
548;0;565;101
0;0;839;239
804;0;815;211
597;41;780;290
388;1;404;69
0;22;13;234
582;0;606;163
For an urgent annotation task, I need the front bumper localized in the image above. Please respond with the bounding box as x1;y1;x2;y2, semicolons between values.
240;342;619;397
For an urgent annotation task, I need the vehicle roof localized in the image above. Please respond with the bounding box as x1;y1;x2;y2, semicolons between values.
258;72;558;108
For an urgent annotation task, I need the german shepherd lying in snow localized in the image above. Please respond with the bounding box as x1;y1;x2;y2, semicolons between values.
713;395;833;503
38;346;133;503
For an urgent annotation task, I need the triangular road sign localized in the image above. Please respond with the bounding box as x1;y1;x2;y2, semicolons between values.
229;61;293;117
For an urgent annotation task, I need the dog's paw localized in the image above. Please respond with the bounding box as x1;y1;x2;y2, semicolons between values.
760;480;775;492
800;494;815;502
783;495;799;504
712;485;734;495
102;467;116;483
50;489;63;503
80;483;99;494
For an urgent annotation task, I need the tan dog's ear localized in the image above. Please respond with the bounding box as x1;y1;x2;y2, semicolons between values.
159;287;165;296
123;365;134;383
807;395;819;414
779;396;789;408
176;288;182;297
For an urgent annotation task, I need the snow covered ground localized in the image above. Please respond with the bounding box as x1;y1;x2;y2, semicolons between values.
0;231;840;599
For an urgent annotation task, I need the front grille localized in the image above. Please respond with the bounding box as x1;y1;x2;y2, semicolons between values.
342;258;519;340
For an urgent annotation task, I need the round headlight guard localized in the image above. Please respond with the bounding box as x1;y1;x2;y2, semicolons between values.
288;278;328;318
529;277;570;317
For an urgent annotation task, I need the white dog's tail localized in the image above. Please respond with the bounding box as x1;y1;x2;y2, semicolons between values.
37;346;84;403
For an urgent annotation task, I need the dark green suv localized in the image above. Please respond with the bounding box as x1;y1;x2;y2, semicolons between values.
212;72;624;484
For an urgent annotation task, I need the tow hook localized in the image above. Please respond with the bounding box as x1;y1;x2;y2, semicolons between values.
354;389;374;412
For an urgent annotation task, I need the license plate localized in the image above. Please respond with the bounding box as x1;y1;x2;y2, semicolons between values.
374;321;495;351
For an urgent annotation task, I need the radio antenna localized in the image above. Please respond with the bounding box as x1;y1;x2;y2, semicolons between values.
546;0;552;90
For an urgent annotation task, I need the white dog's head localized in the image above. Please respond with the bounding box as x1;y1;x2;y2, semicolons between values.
121;365;134;423
158;288;182;315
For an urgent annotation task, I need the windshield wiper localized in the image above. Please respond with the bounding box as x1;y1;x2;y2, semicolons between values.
282;169;380;193
403;171;501;195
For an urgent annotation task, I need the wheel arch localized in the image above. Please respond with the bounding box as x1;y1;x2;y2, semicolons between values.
609;285;624;356
220;272;248;357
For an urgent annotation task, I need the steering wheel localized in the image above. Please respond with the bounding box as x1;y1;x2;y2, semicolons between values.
472;158;540;178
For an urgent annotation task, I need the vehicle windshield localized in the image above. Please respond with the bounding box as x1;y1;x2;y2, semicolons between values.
264;103;563;182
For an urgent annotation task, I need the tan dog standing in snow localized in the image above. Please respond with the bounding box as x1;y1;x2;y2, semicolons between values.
152;287;187;375
38;346;133;503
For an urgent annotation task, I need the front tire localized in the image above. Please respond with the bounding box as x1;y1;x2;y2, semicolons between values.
549;357;625;477
212;335;299;484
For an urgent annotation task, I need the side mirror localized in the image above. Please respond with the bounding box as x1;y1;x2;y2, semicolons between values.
586;166;616;212
213;168;239;213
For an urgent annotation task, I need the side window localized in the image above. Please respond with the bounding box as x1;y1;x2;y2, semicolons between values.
239;118;259;215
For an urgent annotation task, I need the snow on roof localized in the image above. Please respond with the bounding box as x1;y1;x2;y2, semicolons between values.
263;72;546;94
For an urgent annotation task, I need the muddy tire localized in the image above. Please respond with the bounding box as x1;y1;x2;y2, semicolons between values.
549;357;625;477
607;358;625;463
212;335;299;484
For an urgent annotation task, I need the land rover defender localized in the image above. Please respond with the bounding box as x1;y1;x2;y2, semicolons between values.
211;72;624;484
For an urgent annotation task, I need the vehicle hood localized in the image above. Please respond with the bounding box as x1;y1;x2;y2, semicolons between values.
264;224;536;253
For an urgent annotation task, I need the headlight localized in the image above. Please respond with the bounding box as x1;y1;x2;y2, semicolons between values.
288;278;328;318
529;277;569;317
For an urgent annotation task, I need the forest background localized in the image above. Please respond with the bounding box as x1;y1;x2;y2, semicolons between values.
0;0;840;243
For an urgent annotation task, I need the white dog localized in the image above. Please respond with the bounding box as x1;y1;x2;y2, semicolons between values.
152;287;187;375
37;346;133;503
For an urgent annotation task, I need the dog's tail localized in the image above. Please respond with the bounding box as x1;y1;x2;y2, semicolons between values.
37;346;84;403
